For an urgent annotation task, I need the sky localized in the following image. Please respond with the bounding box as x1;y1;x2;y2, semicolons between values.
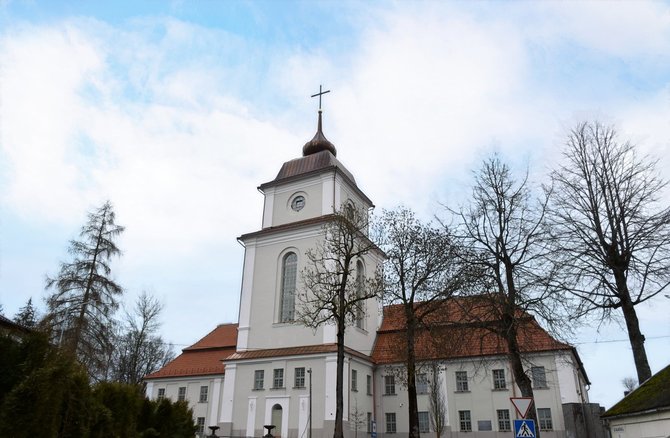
0;0;669;410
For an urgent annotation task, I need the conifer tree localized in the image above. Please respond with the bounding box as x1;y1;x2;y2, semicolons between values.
14;297;38;328
45;201;124;379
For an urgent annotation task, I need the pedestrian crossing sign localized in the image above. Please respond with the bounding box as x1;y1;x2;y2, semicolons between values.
513;419;536;437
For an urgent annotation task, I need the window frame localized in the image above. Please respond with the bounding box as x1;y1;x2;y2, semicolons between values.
459;410;472;432
279;252;298;323
196;417;205;436
273;368;285;389
199;385;208;403
351;369;358;391
493;369;507;390
254;370;265;390
537;408;553;431
532;366;548;389
416;373;428;394
157;388;165;400
455;370;469;392
385;412;397;434
178;386;186;401
384;375;396;395
497;409;511;432
366;375;373;395
355;260;365;329
418;411;430;433
294;367;306;388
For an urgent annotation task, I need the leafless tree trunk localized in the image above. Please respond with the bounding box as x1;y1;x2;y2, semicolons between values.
298;206;383;438
428;362;446;438
549;121;670;383
375;207;474;438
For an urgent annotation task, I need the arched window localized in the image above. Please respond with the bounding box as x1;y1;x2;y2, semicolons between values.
280;252;297;322
355;260;365;329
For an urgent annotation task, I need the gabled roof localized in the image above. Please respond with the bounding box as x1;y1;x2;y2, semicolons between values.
0;314;32;334
145;323;238;380
603;363;670;418
372;299;573;365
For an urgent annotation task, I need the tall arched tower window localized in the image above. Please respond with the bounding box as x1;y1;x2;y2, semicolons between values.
355;260;365;329
280;252;297;322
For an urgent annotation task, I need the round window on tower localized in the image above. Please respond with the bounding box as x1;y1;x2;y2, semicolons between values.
291;195;306;212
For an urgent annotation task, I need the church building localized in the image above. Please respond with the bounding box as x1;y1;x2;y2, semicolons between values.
145;107;596;438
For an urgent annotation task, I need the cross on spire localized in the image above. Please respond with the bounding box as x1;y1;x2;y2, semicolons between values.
311;85;331;110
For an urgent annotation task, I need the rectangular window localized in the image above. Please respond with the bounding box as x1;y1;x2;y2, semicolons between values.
295;367;305;388
157;388;165;400
384;375;396;395
532;366;547;388
385;412;397;434
455;371;469;392
416;373;428;394
497;409;511;431
273;368;284;388
352;369;358;391
418;411;430;433
459;410;472;432
178;386;186;401
493;369;506;389
367;413;372;433
254;370;264;390
367;375;372;395
199;385;208;403
537;408;553;431
196;417;205;436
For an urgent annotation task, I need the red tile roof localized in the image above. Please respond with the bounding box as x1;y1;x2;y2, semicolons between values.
372;299;572;365
145;323;238;379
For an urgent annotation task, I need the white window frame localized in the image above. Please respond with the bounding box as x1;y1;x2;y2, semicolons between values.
273;368;284;389
493;369;506;389
538;408;553;430
497;409;511;431
157;387;165;400
385;412;397;434
295;367;305;388
416;373;428;394
459;410;472;432
352;369;358;391
279;252;297;322
254;370;265;390
384;375;396;395
178;386;186;401
418;411;430;433
532;366;548;389
455;371;469;392
199;385;208;403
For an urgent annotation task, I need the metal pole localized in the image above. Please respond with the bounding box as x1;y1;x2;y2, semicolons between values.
308;368;312;438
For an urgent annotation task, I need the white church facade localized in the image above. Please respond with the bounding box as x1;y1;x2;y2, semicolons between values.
145;109;596;438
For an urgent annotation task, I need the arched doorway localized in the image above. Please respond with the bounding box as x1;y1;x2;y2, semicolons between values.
271;404;283;438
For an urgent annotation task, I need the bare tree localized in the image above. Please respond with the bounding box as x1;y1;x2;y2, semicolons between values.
110;291;175;385
621;376;638;395
375;207;473;438
427;362;446;438
297;206;383;438
454;156;568;438
549;121;670;383
45;201;124;379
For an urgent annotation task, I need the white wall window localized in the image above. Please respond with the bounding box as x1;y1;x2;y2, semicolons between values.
295;367;305;388
199;385;208;402
273;368;284;388
366;375;372;395
385;413;396;434
455;371;469;392
384;375;396;395
280;252;297;322
537;408;553;430
493;369;506;389
351;369;358;391
157;388;165;400
178;386;186;401
459;410;472;432
254;370;264;390
416;373;428;394
196;417;205;436
355;260;365;329
497;409;511;431
532;366;548;388
418;411;430;433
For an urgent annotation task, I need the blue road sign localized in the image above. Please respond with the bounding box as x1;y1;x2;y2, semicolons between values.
513;419;536;438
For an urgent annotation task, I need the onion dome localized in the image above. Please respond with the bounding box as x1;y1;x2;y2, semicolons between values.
302;110;337;157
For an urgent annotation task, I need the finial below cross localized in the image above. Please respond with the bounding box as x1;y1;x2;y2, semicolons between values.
311;85;331;110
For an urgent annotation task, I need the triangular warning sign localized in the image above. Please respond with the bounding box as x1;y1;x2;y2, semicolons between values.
516;421;534;437
510;397;533;418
